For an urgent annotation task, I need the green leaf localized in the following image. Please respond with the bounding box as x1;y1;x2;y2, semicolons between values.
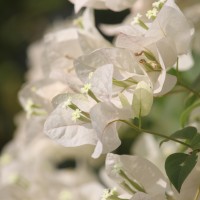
184;94;197;108
165;152;198;192
191;135;200;150
180;100;200;127
192;73;200;92
160;126;197;147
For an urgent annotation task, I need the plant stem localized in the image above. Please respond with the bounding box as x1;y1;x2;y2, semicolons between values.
178;80;200;99
118;119;191;148
175;57;200;99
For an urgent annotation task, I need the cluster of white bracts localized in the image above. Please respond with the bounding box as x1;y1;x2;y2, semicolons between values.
1;0;200;199
41;0;194;159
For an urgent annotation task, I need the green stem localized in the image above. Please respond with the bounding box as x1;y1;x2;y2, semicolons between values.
118;120;191;148
175;57;200;99
178;80;200;99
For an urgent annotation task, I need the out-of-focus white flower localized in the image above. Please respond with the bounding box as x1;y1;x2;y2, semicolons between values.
18;79;71;118
0;111;105;199
19;8;111;120
146;8;158;19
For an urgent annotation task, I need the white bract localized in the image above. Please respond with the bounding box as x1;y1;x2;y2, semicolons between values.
75;47;176;99
105;153;171;200
116;0;193;71
104;153;200;200
44;93;98;148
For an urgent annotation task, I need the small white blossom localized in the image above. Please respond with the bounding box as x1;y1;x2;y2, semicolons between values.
81;83;92;94
131;13;142;25
71;109;82;122
101;188;117;200
152;0;166;9
73;17;84;29
152;2;160;8
112;163;123;175
146;8;158;19
25;99;34;118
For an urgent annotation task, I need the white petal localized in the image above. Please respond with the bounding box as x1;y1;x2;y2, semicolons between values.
106;153;169;196
44;104;97;148
91;64;113;101
90;102;122;158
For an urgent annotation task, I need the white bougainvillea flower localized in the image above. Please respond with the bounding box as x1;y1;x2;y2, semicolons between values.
43;9;110;87
116;0;193;70
44;93;98;148
75;47;150;106
75;47;176;99
44;63;137;158
75;48;146;83
44;65;132;158
69;0;135;13
105;153;200;200
18;79;71;117
105;153;171;200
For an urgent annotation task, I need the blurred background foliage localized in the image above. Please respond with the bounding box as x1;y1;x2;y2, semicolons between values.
0;0;200;153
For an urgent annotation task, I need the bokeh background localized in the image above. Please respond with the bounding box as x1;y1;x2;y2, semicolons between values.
0;0;200;152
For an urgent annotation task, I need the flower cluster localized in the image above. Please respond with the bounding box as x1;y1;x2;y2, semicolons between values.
1;0;200;199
